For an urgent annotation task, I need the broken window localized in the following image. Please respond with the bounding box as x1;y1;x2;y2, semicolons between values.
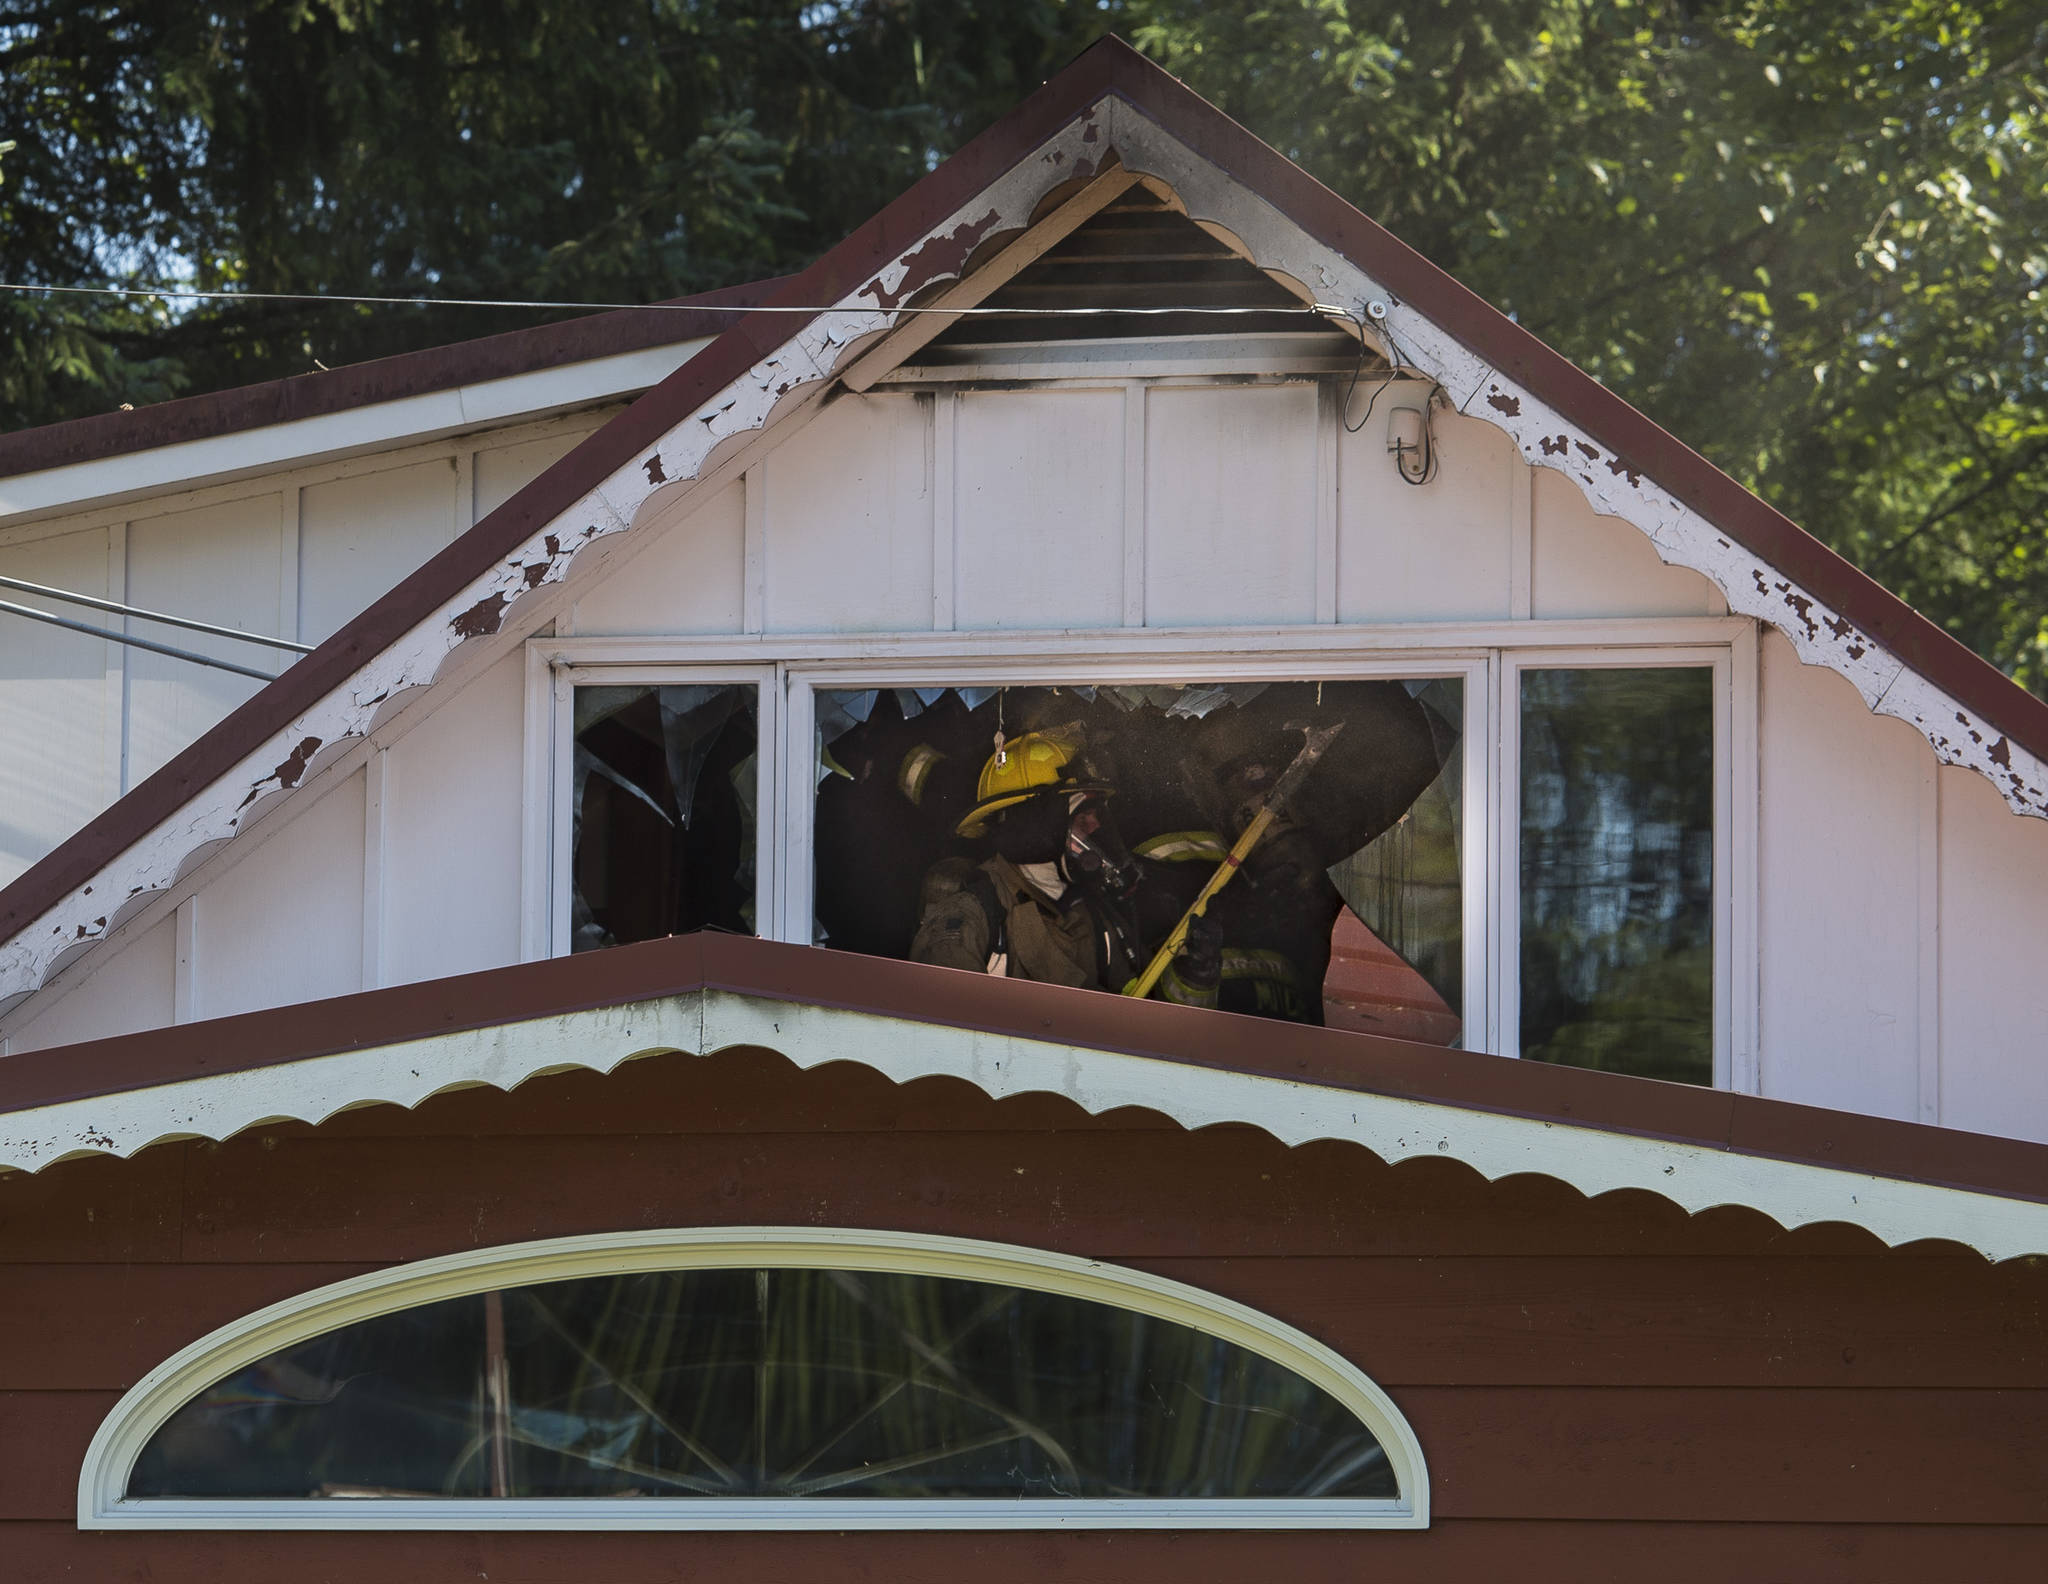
570;684;758;951
1519;667;1714;1084
810;680;1465;1042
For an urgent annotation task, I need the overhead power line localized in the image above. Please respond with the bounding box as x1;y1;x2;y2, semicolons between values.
0;280;1365;326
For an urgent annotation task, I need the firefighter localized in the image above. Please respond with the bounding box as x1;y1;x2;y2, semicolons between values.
909;727;1321;1019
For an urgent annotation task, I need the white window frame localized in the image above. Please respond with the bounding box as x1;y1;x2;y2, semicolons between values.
80;1226;1429;1531
528;658;782;961
1498;639;1759;1090
525;619;1758;1085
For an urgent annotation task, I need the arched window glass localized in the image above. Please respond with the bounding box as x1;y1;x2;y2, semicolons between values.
84;1230;1426;1529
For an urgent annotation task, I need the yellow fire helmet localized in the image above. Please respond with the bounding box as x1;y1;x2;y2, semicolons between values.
956;723;1109;837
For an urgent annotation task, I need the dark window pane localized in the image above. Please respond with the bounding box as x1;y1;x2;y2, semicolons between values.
130;1268;1393;1502
812;681;1463;1043
571;684;757;950
1519;667;1714;1084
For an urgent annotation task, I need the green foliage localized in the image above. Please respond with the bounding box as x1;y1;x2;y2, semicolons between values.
4;2;2044;686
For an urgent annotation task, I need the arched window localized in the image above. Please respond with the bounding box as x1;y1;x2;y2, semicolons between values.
82;1228;1427;1530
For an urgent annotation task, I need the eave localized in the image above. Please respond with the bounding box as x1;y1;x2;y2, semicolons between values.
1;934;2043;1262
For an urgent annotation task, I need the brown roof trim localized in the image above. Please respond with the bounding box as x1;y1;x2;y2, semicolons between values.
3;931;2044;1206
4;36;2046;971
0;276;788;483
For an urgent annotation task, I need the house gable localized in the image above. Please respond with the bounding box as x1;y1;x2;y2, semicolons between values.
2;39;2047;1147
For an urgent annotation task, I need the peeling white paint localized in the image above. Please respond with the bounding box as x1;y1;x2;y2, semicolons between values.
2;988;2044;1262
4;90;2045;1014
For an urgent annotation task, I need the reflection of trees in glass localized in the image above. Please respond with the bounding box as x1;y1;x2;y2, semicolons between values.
131;1269;1392;1502
1520;669;1713;1085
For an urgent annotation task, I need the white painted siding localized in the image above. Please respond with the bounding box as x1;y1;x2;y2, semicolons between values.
1756;631;1926;1121
764;394;932;633
6;913;174;1054
193;769;366;1020
572;483;747;637
1937;762;2048;1140
380;652;527;986
954;389;1124;631
1144;384;1318;627
1530;469;1722;619
0;412;608;886
299;458;459;643
0;526;118;887
122;492;284;788
1337;410;1519;622
8;366;2048;1153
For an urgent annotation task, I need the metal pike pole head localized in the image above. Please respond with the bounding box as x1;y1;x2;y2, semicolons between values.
1261;720;1346;818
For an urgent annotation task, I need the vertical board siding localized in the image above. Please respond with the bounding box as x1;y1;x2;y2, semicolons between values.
569;482;746;637
0;1051;2043;1577
1757;631;1927;1121
297;459;459;644
1937;761;2048;1140
1143;384;1319;626
1528;469;1721;618
953;389;1123;630
190;769;366;1020
473;430;592;523
122;494;283;789
763;393;932;632
0;526;116;888
1335;411;1518;622
3;913;175;1054
380;652;527;985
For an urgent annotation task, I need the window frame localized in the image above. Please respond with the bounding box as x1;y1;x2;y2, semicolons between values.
80;1226;1430;1532
526;621;1757;1085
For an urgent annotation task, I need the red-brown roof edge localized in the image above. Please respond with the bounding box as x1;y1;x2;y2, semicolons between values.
3;36;2045;968
3;931;2043;1210
0;276;790;483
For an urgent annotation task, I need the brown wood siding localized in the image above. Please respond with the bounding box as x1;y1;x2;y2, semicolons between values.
3;1047;2045;1578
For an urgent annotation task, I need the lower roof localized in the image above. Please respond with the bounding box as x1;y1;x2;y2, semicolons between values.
1;934;2042;1261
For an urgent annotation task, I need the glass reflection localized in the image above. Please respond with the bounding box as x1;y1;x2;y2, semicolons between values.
130;1268;1394;1502
1519;667;1714;1084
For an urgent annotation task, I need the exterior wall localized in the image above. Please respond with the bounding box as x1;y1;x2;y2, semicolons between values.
0;410;618;888
1;1048;2041;1580
8;375;2048;1146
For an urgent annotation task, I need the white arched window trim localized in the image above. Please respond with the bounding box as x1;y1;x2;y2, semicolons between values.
81;1225;1429;1531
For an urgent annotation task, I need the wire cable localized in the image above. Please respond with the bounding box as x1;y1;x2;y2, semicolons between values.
0;598;280;681
0;280;1358;320
0;573;312;654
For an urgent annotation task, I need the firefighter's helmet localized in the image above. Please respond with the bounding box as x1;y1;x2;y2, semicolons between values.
956;724;1108;837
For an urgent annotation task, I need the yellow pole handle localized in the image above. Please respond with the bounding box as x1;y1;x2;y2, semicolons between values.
1122;806;1276;999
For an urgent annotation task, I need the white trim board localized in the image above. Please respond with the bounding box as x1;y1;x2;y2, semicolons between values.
2;988;2044;1261
81;1225;1427;1531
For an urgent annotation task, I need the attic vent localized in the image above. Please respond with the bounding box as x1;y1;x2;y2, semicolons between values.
904;190;1365;374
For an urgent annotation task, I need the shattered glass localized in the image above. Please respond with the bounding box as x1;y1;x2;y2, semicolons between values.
571;683;757;950
812;680;1463;1040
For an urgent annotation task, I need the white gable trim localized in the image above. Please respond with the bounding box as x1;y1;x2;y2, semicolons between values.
4;92;2042;1016
3;988;2044;1262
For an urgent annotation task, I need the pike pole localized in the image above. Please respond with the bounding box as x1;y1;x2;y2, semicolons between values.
1121;721;1345;1000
